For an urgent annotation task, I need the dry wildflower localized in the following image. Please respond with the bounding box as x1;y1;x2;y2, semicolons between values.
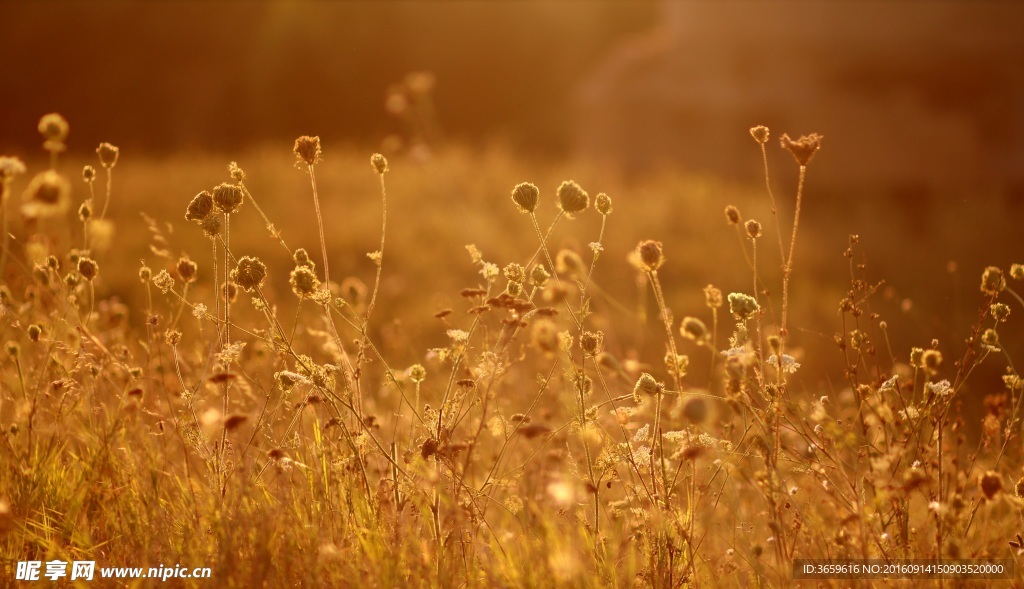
750;125;770;144
633;372;663;403
38;113;69;150
408;364;426;383
176;258;198;284
724;205;741;225
370;153;388;174
556;180;588;214
164;329;182;346
77;257;98;281
510;182;539;214
139;265;152;282
922;349;942;376
185;190;214;222
980;471;1003;500
201;216;222;238
780;132;823;166
503;263;525;284
745;219;762;239
228;161;246;182
727;292;760;321
636;240;664;272
96;143;120;168
704;285;723;309
1011;264;1024;281
82;165;96;183
910;347;924;367
5;341;19;357
289;266;320;298
580;330;604;357
152;270;174;294
0;157;26;182
981;328;1000;348
27;324;42;342
1015;477;1024;499
21;171;71;218
981;266;1006;296
293;135;322;166
78;200;93;222
991;302;1011;323
680;317;709;343
212;182;243;215
767;354;801;374
293;248;315;270
232;256;267;293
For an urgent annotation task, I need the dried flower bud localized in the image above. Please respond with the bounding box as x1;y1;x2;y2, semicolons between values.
530;264;550;286
370;153;388;174
27;324;42;342
511;182;539;214
201;216;222;238
594;193;613;216
408;364;427;384
176;257;198;284
636;240;664;272
680;317;708;343
164;329;182;346
704;285;723;309
294;135;322;166
725;205;741;225
981;266;1006;296
152;270;174;294
633;372;663;403
212;182;243;215
991;302;1011;323
139;265;152;282
293;248;315;269
1011;264;1024;281
5;341;20;357
580;330;605;357
0;157;26;182
77;257;99;281
503;263;525;284
185;190;214;222
231;256;267;293
980;471;1003;500
556;180;589;214
1015;477;1024;499
289;266;320;298
96;142;120;168
780;133;823;166
82;165;96;183
745;219;762;239
749;125;770;144
921;349;942;375
38;113;69;149
228;161;246;182
78;200;93;222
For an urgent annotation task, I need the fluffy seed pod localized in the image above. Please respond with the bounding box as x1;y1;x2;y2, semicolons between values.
370;153;388;174
780;133;823;166
289;266;320;298
293;135;322;166
556;180;589;214
96;142;120;168
212;183;243;215
232;256;267;293
77;257;99;281
636;240;664;272
176;258;198;284
511;182;540;214
185;190;214;222
750;125;770;144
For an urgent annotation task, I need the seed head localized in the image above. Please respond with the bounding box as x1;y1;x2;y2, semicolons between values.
680;317;709;343
0;157;26;182
724;205;741;225
556;180;589;215
745;219;762;239
1015;477;1024;499
704;285;723;309
633;373;663;403
503;263;525;284
185;190;214;222
139;264;152;282
780;133;823;166
980;471;1003;500
152;270;174;294
82;165;96;183
21;171;71;218
921;349;942;375
636;240;664;272
212;182;243;215
293;135;322;167
981;328;1000;348
164;329;182;346
594;193;613;216
511;182;539;214
201;216;222;238
5;341;20;357
289;265;320;298
408;364;427;384
749;125;770;144
370;153;388;174
27;324;42;342
580;330;605;357
991;302;1011;323
293;248;315;269
232;256;267;293
531;264;550;286
77;257;99;281
38;113;69;151
78;200;93;222
728;292;760;321
96;142;119;168
228;161;246;182
176;257;198;284
981;266;1006;296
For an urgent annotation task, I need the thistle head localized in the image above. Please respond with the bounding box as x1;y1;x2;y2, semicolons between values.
212;183;243;215
185;190;214;222
231;256;267;293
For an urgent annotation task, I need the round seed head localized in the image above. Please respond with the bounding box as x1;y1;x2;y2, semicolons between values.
594;193;613;216
636;240;664;272
727;292;760;321
780;132;823;166
724;205;741;225
185;190;214;222
201;216;222;238
152;270;174;293
991;302;1011;323
96;142;120;168
5;341;20;357
503;263;525;284
38;113;69;149
370;153;388;174
556;180;589;215
408;364;427;384
289;265;320;298
981;266;1006;296
921;349;942;375
212;182;243;214
139;265;152;282
293;135;322;166
77;257;99;281
1011;264;1024;281
164;329;182;346
231;256;267;293
0;156;26;182
511;182;540;214
704;285;723;309
750;125;770;144
530;264;550;286
745;219;762;239
176;257;198;284
21;171;71;218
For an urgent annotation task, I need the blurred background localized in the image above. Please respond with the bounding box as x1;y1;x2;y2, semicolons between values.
3;0;1024;405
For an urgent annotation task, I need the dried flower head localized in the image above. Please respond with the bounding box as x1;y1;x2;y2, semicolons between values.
921;349;942;376
78;200;93;222
228;161;246;182
1015;477;1024;499
980;471;1003;500
556;180;589;215
724;205;741;225
212;182;243;215
408;364;427;384
728;292;760;321
370;153;388;174
680;317;709;343
503;263;525;284
530;264;551;286
232;256;267;293
780;133;823;166
580;330;605;357
981;266;1006;296
139;264;152;282
201;216;222;238
704;285;723;309
21;171;71;218
745;219;762;239
991;302;1011;323
511;182;540;214
27;324;42;342
176;257;198;284
96;143;120;168
633;372;663;403
289;266;320;298
636;240;664;272
594;193;613;216
164;329;182;346
38;113;69;151
0;157;26;182
294;135;322;167
152;270;174;294
293;248;315;269
749;125;770;144
77;257;98;281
